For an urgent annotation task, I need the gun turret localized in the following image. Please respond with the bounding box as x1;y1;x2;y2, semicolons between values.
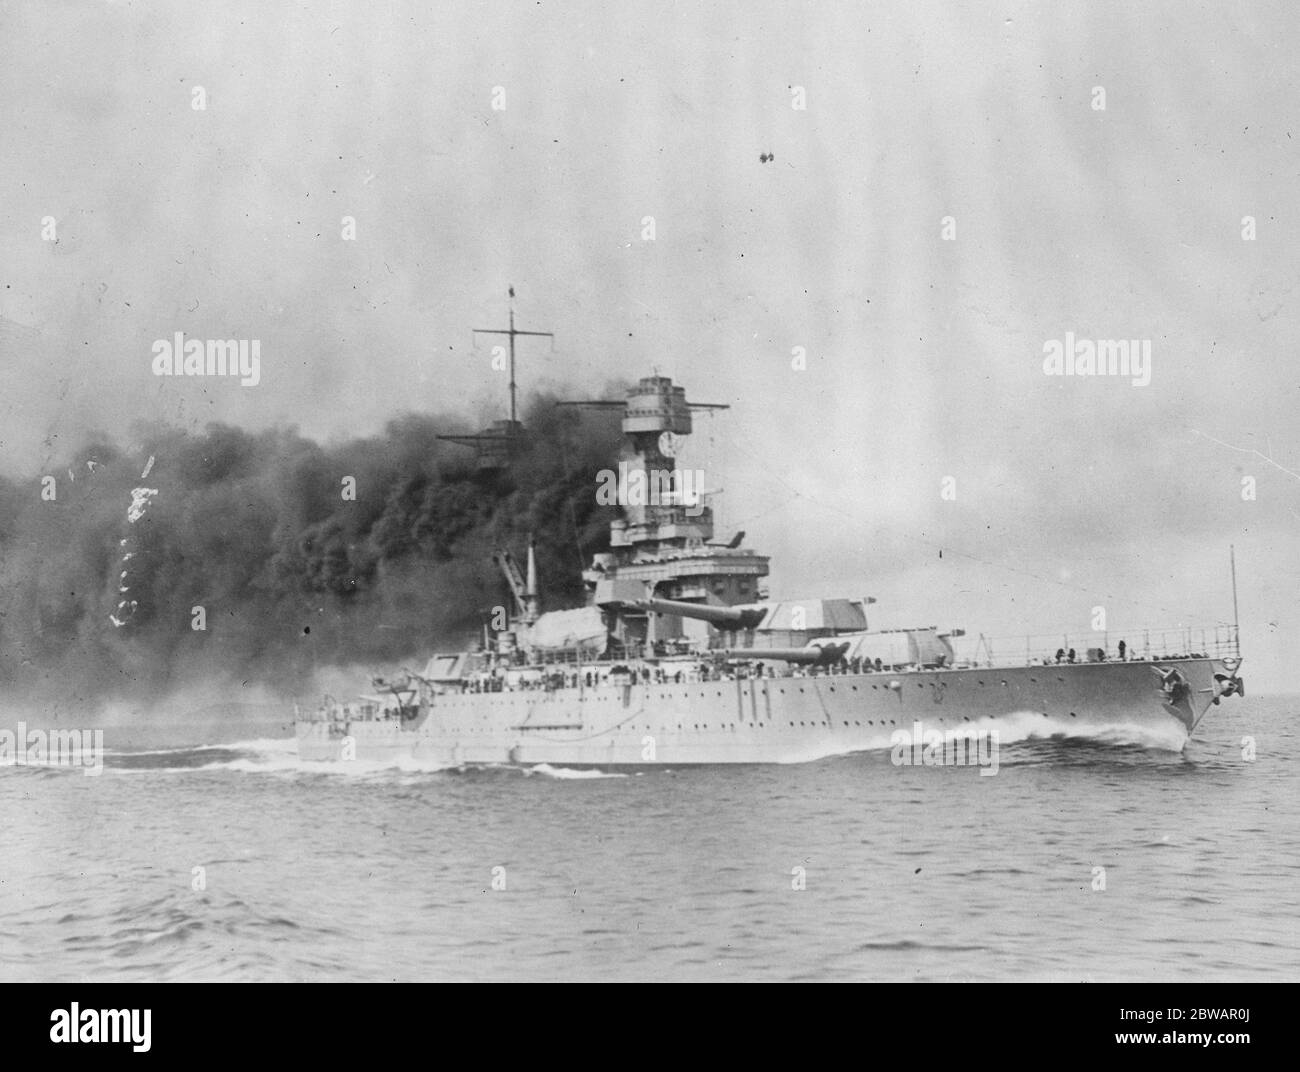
719;641;850;666
633;598;767;630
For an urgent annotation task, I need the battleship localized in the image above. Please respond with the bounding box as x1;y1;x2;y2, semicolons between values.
296;317;1245;765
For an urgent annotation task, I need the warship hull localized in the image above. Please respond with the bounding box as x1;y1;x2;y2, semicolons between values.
294;364;1243;766
296;656;1235;765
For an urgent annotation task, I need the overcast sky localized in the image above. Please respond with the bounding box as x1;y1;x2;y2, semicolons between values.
2;0;1297;691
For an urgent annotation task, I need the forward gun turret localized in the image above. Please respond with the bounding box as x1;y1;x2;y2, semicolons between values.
632;597;767;631
719;641;850;666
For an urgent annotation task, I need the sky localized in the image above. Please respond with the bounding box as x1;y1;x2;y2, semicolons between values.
1;0;1297;691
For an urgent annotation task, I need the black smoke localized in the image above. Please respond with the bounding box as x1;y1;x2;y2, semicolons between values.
0;391;624;711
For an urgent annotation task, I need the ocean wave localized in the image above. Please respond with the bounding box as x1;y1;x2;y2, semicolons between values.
775;709;1187;764
106;737;298;758
104;737;460;778
525;763;628;779
978;710;1187;751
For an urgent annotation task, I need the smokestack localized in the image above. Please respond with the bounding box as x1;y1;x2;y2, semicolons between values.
525;534;539;623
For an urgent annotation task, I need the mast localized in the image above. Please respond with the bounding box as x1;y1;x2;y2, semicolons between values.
1230;544;1240;656
439;290;556;469
473;287;555;427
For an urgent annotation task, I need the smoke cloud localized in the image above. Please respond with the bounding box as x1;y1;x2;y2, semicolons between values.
0;391;624;716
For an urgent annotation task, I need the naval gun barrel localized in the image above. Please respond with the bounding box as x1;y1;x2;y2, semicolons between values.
634;598;767;630
719;642;850;666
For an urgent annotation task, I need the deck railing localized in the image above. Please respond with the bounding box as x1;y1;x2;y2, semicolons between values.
956;624;1240;668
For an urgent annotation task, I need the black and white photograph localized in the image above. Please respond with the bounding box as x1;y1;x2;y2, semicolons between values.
0;0;1295;1025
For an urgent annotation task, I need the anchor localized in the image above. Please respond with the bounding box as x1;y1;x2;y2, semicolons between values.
1151;666;1190;706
